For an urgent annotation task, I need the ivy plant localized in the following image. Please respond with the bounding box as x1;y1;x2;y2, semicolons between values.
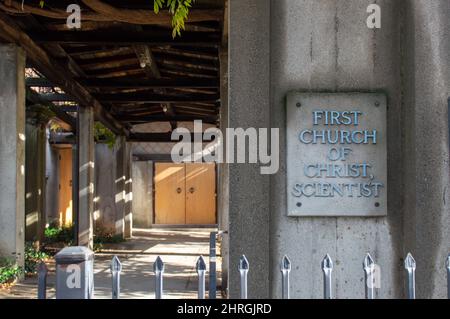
0;258;22;285
94;122;116;149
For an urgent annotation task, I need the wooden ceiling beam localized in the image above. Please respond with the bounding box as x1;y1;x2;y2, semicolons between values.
38;93;74;102
160;69;218;79
94;92;220;103
78;56;138;71
0;12;128;136
81;0;222;24
26;77;54;87
155;56;219;72
78;78;220;89
64;46;131;57
159;64;218;77
84;64;142;77
29;31;220;47
1;1;222;25
26;88;76;131
120;115;217;124
152;47;219;61
127;132;214;143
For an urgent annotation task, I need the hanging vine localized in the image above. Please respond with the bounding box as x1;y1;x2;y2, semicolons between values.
33;0;195;38
153;0;194;38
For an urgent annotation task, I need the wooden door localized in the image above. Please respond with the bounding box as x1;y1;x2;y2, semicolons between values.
58;148;73;226
154;163;186;224
185;163;216;224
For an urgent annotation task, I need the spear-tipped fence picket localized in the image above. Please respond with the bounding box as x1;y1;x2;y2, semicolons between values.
281;255;291;299
196;256;207;299
404;253;416;299
238;255;249;299
447;254;450;299
111;256;122;299
36;233;449;299
153;256;164;299
363;253;375;299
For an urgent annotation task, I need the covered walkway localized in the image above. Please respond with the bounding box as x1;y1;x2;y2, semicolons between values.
0;228;222;299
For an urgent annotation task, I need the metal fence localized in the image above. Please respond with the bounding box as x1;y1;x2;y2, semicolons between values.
37;232;450;299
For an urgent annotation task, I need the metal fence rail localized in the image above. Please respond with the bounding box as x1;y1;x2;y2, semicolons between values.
37;232;450;299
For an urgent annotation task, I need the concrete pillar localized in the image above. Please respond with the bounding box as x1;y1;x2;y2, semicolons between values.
403;0;450;299
269;0;404;299
109;136;133;239
131;161;153;228
94;143;118;234
0;45;26;267
45;128;59;225
218;42;230;293
77;106;95;249
123;141;133;238
228;0;271;298
114;136;126;237
25;121;46;246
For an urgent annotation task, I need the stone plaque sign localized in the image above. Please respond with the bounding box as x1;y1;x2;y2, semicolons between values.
286;93;387;217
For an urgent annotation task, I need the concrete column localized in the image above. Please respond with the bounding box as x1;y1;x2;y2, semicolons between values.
25;121;46;246
132;161;153;229
403;0;450;299
0;45;26;267
77;106;95;249
228;0;271;298
94;143;118;234
114;136;126;237
123;141;133;238
269;0;404;299
218;44;230;293
45;128;59;224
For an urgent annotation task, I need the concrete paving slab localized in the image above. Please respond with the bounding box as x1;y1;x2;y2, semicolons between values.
0;228;222;299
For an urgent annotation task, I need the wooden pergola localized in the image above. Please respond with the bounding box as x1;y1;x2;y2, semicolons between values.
0;0;224;142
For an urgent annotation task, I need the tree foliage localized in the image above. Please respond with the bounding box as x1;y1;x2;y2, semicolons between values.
36;0;194;38
153;0;194;38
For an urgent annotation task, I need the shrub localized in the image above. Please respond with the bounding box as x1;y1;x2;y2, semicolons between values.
0;258;22;285
44;224;74;245
93;226;125;252
24;243;49;274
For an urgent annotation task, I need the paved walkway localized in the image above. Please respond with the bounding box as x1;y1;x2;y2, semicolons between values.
0;228;222;299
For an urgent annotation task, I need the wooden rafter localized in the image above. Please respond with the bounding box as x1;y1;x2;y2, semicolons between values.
120;115;217;125
26;88;76;131
77;78;220;89
0;0;222;25
29;31;220;47
81;0;222;25
0;11;128;136
128;132;215;143
93;92;220;103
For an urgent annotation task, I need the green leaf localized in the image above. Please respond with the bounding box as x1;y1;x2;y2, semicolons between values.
153;0;194;38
